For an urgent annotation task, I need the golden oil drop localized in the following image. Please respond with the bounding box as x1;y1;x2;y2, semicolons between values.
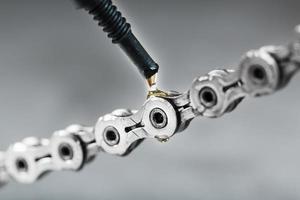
146;74;168;98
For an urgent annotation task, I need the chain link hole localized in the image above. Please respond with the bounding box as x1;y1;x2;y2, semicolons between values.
16;158;28;173
150;108;168;129
199;87;217;108
58;143;74;161
103;127;120;146
249;65;267;85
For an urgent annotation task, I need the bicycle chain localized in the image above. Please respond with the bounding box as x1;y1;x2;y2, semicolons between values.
0;27;299;187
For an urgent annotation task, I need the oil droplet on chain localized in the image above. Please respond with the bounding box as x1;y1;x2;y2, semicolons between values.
146;73;157;89
146;74;168;98
155;135;170;143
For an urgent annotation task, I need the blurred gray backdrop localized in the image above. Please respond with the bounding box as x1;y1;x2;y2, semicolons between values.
0;0;300;199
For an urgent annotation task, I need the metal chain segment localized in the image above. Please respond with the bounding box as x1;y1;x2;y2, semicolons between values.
189;69;245;118
2;124;98;184
5;137;53;184
0;27;299;187
0;152;8;187
50;125;98;171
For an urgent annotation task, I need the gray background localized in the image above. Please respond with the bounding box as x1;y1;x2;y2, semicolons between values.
0;0;300;199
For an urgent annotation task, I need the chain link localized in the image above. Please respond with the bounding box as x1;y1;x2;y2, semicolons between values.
0;26;299;187
0;152;8;187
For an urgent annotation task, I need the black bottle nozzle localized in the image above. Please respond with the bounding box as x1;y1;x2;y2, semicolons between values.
73;0;159;80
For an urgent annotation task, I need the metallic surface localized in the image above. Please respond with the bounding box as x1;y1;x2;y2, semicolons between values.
0;31;299;187
1;1;300;199
50;125;97;171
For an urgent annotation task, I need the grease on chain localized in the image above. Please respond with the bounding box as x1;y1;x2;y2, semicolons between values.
146;74;168;98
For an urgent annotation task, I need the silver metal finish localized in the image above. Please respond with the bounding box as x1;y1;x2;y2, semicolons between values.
239;48;280;96
5;137;53;184
0;152;8;187
190;69;245;118
0;26;299;187
291;26;300;64
149;108;168;129
50;125;97;171
95;97;178;155
142;97;178;139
